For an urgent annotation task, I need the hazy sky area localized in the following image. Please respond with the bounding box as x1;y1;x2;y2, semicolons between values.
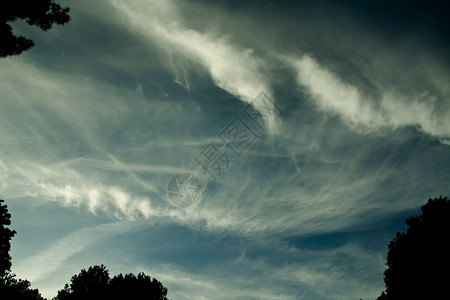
1;0;449;299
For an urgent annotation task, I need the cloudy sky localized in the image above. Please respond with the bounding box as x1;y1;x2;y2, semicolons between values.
1;0;449;299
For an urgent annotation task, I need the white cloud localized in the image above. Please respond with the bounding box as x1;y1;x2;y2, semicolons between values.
6;159;162;220
110;0;280;133
2;145;414;240
292;55;450;142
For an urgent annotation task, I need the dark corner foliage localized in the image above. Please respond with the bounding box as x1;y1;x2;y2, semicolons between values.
377;196;450;299
0;0;70;57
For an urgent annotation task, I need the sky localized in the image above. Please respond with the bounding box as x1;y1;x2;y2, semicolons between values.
1;0;449;299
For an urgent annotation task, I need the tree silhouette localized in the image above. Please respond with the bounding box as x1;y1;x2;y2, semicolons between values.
377;195;450;299
54;264;170;300
0;199;16;276
0;199;45;299
0;0;70;57
0;272;45;300
108;272;170;300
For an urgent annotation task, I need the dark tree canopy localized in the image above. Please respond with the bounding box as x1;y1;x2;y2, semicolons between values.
377;196;450;300
0;272;45;300
0;199;45;299
0;0;70;57
0;199;16;276
54;265;170;300
108;272;170;300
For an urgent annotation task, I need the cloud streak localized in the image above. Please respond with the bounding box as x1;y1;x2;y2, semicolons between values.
292;55;450;143
110;0;280;133
136;242;385;300
13;221;137;283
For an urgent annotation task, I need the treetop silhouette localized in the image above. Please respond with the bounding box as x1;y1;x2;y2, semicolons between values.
54;264;170;300
377;195;450;299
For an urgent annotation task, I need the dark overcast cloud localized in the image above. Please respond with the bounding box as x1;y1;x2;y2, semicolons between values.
1;0;449;299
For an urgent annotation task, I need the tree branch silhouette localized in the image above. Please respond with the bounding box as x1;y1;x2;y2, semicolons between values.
0;0;70;57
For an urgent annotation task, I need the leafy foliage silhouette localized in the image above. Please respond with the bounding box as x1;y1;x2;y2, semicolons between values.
54;264;170;300
0;272;45;300
0;199;45;299
377;196;450;299
0;0;70;57
0;199;16;276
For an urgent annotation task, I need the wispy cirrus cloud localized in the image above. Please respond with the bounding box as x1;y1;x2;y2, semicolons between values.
291;55;450;144
136;241;385;300
1;2;445;242
3;1;449;300
13;221;137;283
110;0;280;133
